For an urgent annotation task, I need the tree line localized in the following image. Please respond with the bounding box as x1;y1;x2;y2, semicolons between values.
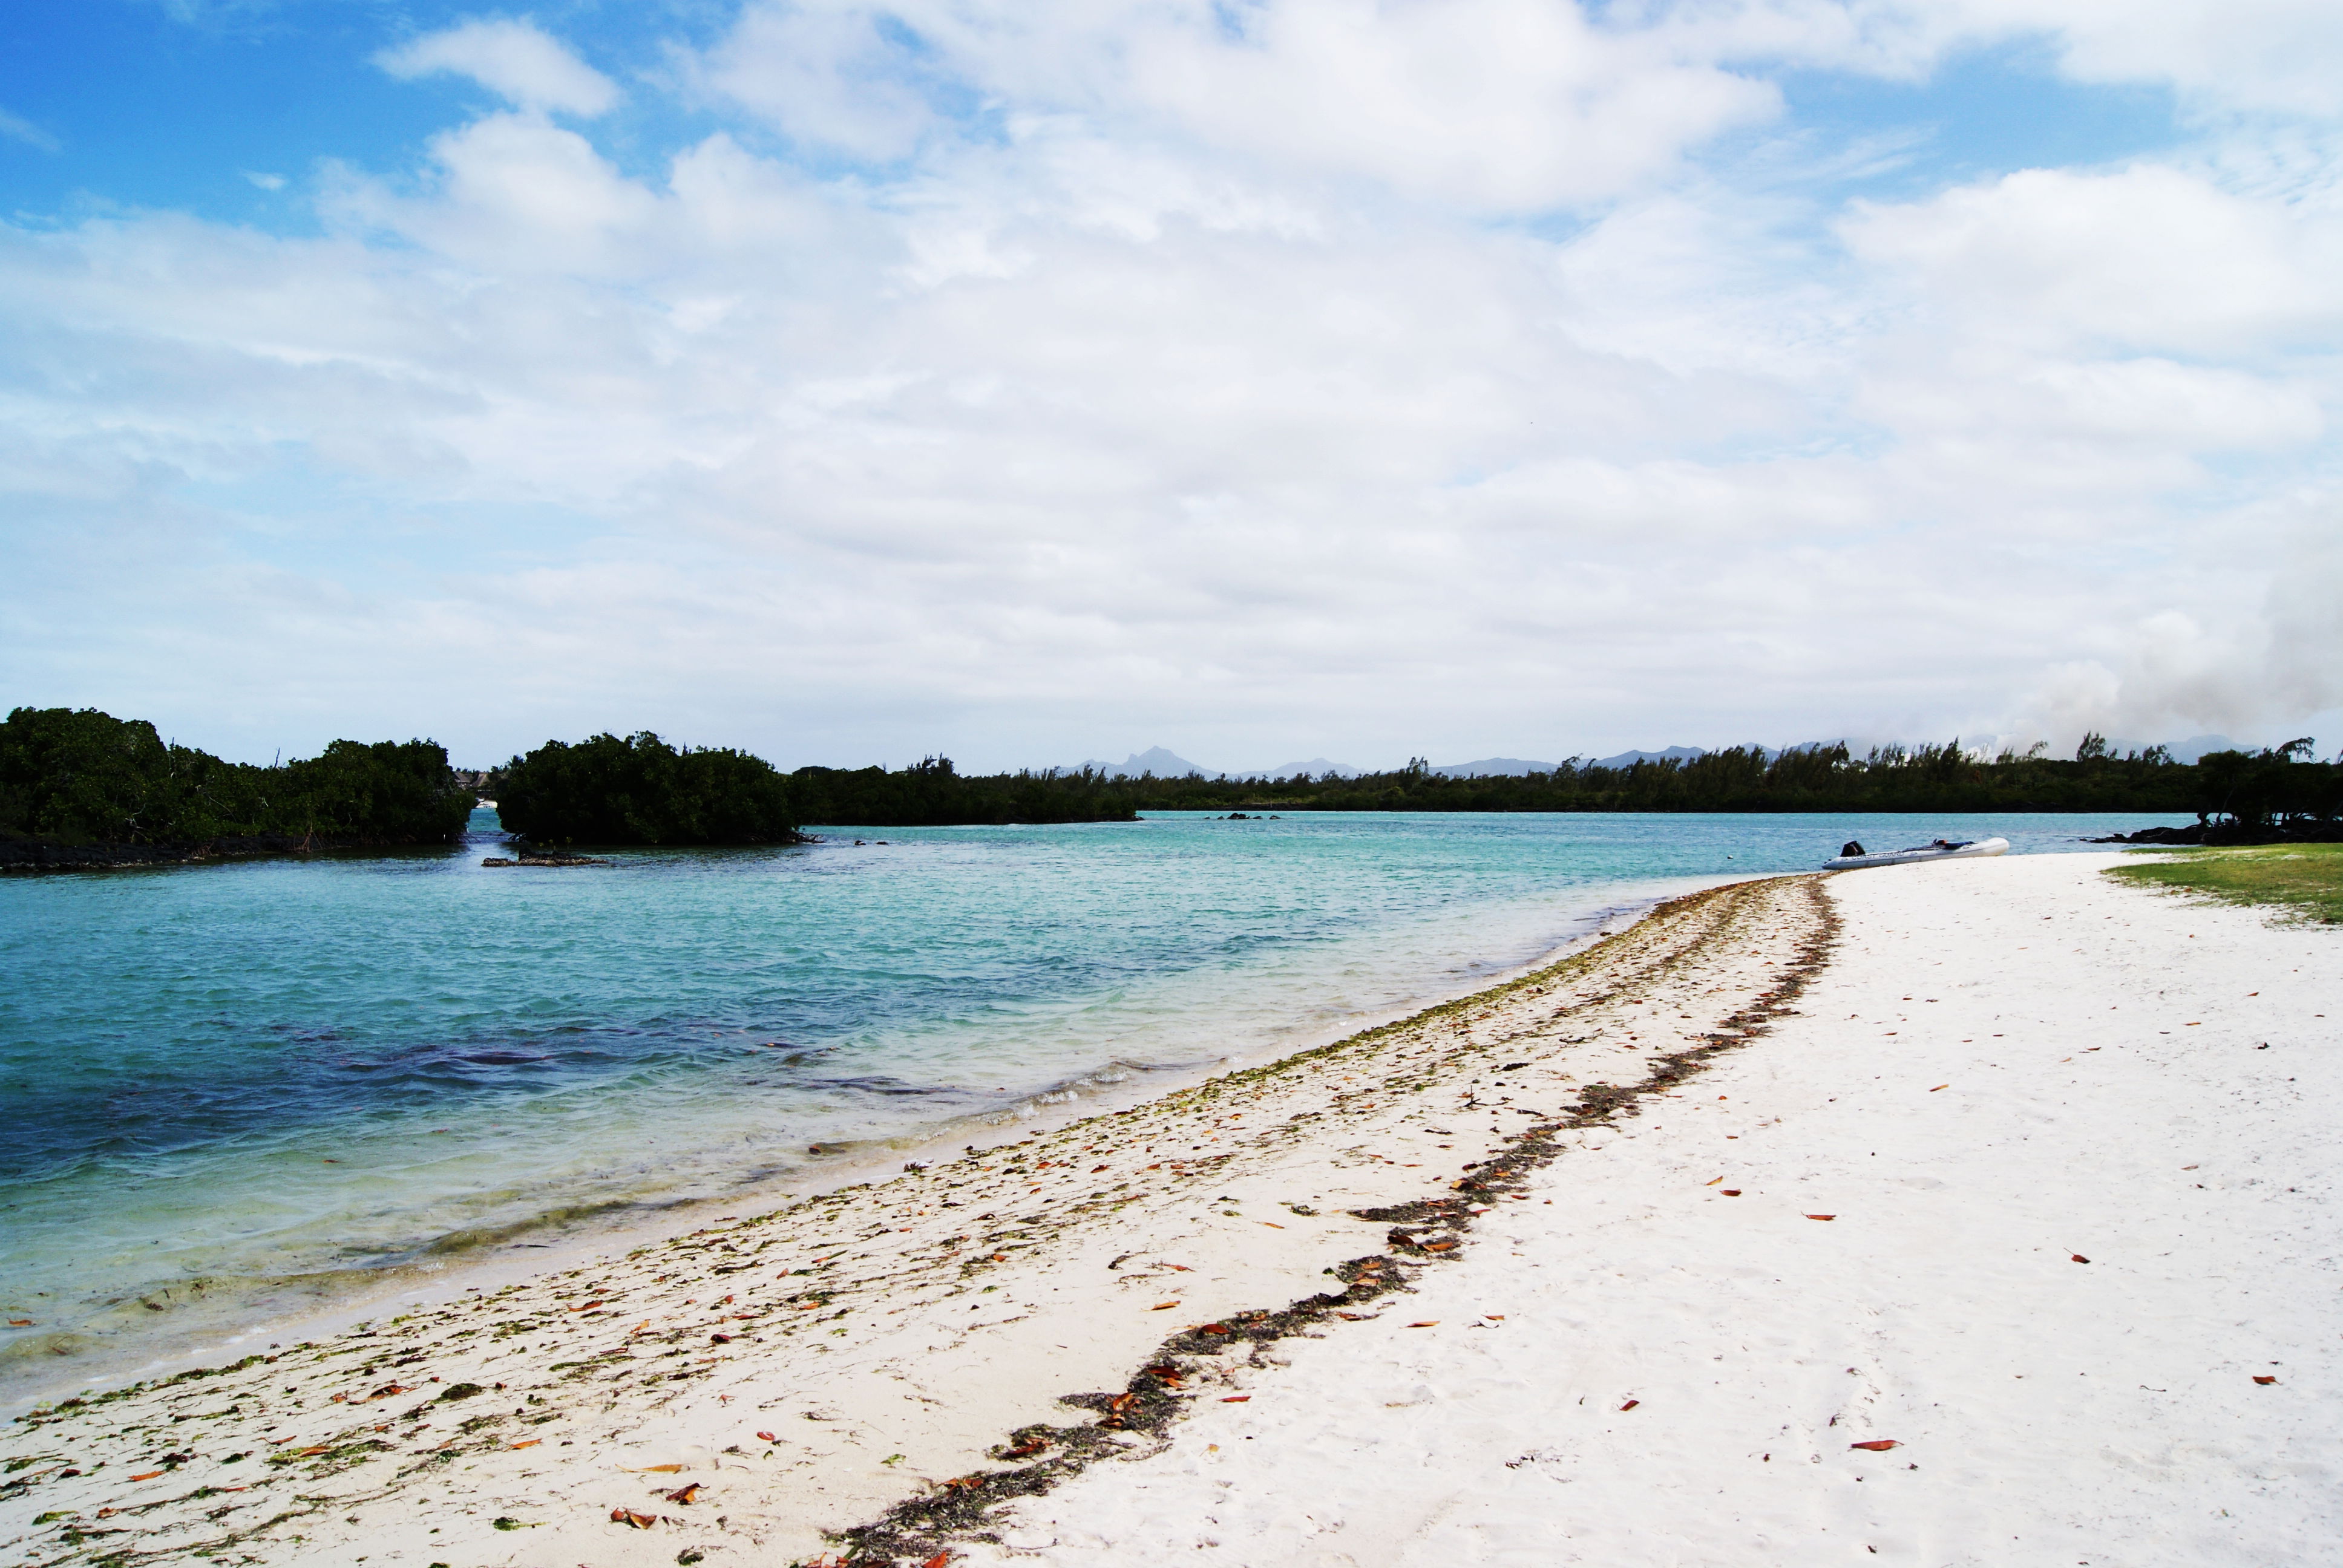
11;710;2338;866
2;706;474;866
492;732;2332;838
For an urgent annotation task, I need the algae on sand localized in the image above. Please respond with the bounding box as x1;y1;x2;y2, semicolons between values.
2105;842;2343;923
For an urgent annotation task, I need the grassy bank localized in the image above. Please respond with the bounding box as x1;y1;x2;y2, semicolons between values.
2105;843;2343;923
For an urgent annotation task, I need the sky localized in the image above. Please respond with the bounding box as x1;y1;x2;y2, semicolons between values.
2;1;2339;773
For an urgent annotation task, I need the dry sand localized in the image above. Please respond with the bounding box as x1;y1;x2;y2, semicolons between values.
5;854;2332;1566
957;852;2343;1567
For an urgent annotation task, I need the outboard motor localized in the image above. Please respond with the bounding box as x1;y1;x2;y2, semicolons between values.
1840;840;1866;857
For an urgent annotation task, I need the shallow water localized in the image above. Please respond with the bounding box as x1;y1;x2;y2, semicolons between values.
0;808;2176;1396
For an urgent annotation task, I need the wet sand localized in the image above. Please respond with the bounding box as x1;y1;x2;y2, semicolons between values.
2;872;1827;1567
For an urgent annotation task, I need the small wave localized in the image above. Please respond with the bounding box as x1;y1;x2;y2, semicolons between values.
0;1330;102;1367
419;1199;642;1258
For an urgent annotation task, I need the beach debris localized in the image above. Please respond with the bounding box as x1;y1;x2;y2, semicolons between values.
1619;1399;1640;1411
756;1431;779;1442
628;1463;687;1473
1722;1189;1742;1195
611;1506;658;1528
1849;1440;1901;1451
1152;1301;1180;1310
511;1439;542;1449
2071;1254;2090;1264
664;1482;702;1503
1804;1214;1837;1221
2254;1375;2278;1385
1406;1321;1438;1328
1222;1395;1250;1402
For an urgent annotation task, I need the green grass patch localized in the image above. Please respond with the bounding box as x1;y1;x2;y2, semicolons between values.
2106;843;2343;923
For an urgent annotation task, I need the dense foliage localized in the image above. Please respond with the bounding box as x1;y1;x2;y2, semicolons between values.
787;756;1138;828
496;731;802;846
0;706;474;851
786;738;2341;828
1072;739;2342;823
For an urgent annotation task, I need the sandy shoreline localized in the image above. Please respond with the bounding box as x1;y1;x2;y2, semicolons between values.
2;871;1821;1566
7;854;2330;1567
0;881;1677;1420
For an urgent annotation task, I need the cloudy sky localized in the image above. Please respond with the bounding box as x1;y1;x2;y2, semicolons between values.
2;1;2338;771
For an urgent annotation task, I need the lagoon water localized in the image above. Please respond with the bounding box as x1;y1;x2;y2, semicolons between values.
1;808;2181;1399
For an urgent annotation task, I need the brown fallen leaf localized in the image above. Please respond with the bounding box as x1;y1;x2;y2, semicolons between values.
130;1471;163;1481
1722;1189;1742;1196
1152;1301;1180;1310
1619;1399;1640;1411
2071;1254;2090;1264
756;1431;779;1442
922;1552;954;1568
628;1463;686;1474
1222;1396;1251;1403
296;1445;331;1456
511;1439;542;1450
1336;1312;1370;1321
1929;1085;1948;1093
664;1483;701;1504
1849;1440;1900;1451
991;1253;1009;1263
1406;1321;1438;1328
1805;1214;1837;1221
367;1383;408;1400
1704;1178;1723;1187
7;1319;30;1326
1259;1221;1285;1229
2253;1375;2277;1385
611;1506;658;1529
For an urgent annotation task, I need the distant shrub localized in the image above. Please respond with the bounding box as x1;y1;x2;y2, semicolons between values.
496;731;801;846
0;707;473;851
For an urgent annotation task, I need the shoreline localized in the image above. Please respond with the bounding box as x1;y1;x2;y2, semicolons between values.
1;872;1826;1567
0;878;1700;1419
956;852;2343;1566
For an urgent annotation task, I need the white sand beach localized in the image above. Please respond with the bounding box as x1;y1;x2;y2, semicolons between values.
5;852;2335;1567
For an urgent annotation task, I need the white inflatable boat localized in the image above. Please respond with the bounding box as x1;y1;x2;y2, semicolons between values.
1823;836;2010;870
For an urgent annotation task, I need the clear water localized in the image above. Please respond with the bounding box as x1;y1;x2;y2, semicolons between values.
0;808;2178;1396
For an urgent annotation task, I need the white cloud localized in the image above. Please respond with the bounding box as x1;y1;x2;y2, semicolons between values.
0;105;61;153
243;171;286;191
5;3;2343;767
376;18;620;117
1841;163;2343;356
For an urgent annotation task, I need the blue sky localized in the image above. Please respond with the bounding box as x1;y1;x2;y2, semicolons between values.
3;1;2339;769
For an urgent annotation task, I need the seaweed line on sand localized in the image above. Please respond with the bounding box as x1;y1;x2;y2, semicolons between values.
819;874;1843;1568
3;873;1835;1568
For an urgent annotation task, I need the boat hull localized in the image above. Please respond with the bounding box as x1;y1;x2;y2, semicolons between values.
1823;836;2010;870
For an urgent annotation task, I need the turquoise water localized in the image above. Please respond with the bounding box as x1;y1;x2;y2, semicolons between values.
0;808;2178;1395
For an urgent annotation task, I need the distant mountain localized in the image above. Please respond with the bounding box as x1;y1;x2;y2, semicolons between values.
1257;757;1359;780
1430;757;1560;778
1076;746;1218;778
1590;745;1709;768
2163;734;2238;765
